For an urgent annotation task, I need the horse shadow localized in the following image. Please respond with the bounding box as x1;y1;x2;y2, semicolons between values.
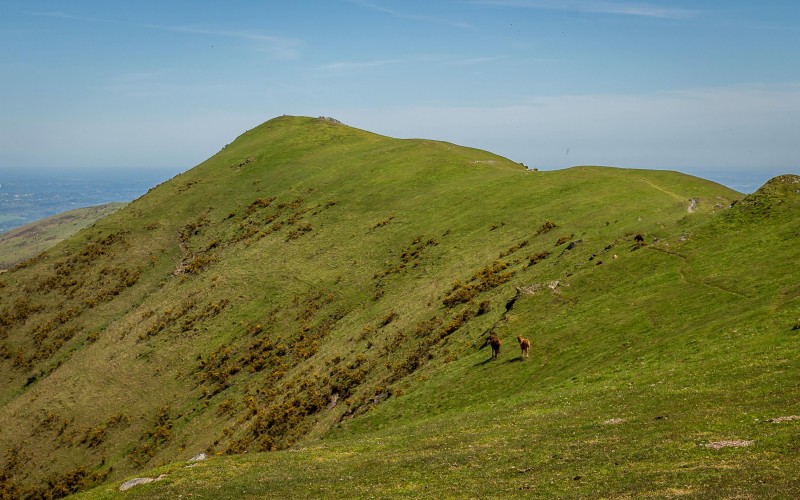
473;356;525;367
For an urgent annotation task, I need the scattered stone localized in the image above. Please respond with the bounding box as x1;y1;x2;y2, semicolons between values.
603;418;625;425
229;158;254;170
519;283;542;295
189;452;207;462
370;392;388;405
327;393;340;410
767;415;800;423
705;440;753;449
119;474;167;492
519;281;562;296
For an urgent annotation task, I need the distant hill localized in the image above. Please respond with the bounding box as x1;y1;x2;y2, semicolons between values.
0;203;125;271
1;116;798;498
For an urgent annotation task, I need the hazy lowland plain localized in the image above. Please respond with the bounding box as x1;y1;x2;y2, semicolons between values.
0;204;125;271
0;116;798;498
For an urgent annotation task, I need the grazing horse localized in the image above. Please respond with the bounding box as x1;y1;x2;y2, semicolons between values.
517;336;531;358
488;335;502;360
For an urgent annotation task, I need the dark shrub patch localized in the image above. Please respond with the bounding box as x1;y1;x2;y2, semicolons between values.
379;311;399;327
536;220;558;235
500;240;529;258
528;251;551;266
555;234;574;246
443;261;514;308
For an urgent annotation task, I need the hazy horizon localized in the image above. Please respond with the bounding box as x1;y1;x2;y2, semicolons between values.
0;162;789;235
0;167;178;233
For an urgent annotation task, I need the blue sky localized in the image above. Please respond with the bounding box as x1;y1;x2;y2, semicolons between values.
1;1;798;189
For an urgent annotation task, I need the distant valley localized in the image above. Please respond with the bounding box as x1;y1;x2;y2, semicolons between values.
0;203;125;270
0;167;178;234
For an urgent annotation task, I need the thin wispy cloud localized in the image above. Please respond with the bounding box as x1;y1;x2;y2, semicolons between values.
319;53;506;72
318;59;405;71
109;70;175;84
473;0;699;19
23;11;302;60
150;25;302;59
349;0;474;28
151;25;286;44
445;56;506;66
23;10;105;23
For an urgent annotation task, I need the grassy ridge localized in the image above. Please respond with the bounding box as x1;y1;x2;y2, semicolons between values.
1;116;796;497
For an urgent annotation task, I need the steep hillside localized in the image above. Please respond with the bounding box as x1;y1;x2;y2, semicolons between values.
0;203;125;271
3;116;795;498
79;172;799;499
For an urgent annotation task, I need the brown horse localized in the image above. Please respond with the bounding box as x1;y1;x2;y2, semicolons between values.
517;335;531;358
488;334;501;360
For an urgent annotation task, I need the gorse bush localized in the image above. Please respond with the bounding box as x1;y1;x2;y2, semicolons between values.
499;240;529;258
527;251;551;266
379;311;399;327
536;220;558;235
442;308;475;335
372;215;395;229
554;234;573;246
198;344;240;396
129;407;174;466
443;260;514;308
27;466;107;499
373;235;439;283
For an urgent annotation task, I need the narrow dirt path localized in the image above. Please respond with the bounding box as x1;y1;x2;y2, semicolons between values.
647;246;747;298
639;178;684;201
639;178;699;213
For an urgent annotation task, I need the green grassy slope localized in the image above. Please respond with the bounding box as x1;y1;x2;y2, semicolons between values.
0;203;125;271
1;116;796;498
80;174;799;499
